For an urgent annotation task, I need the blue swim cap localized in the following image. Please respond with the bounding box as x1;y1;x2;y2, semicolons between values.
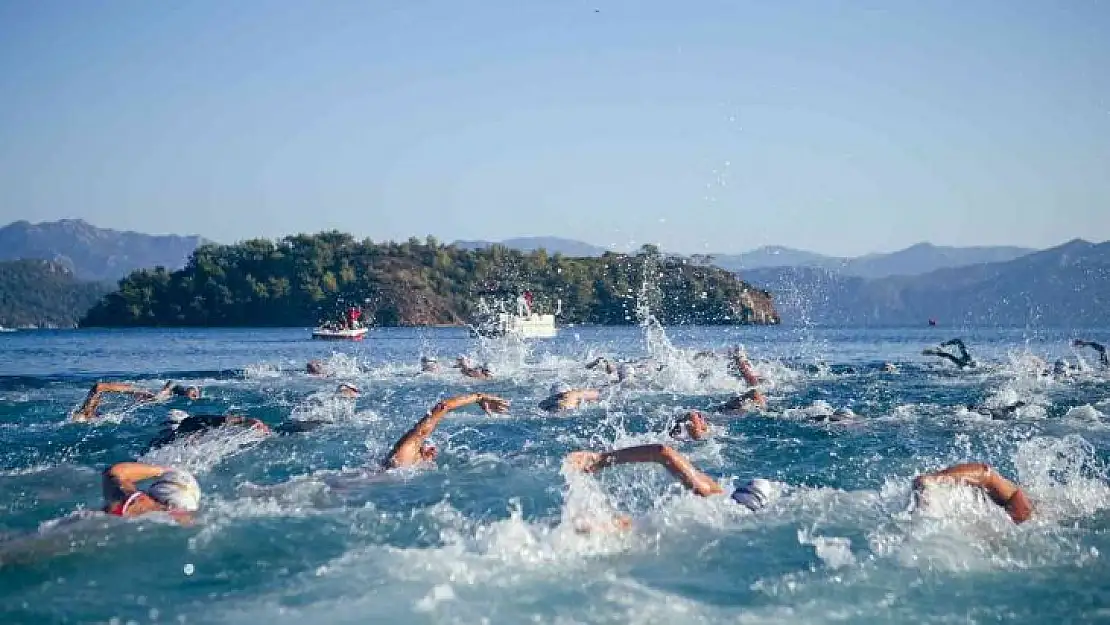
731;478;773;511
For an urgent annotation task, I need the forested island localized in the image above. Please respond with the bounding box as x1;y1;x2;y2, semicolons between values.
0;260;109;328
80;233;780;328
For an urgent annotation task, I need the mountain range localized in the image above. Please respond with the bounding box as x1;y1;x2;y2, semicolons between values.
0;219;206;283
742;239;1109;327
1;220;1106;327
450;237;1036;279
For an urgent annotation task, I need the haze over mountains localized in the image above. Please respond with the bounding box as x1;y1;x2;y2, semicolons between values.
1;220;1106;327
452;237;1036;279
0;219;205;282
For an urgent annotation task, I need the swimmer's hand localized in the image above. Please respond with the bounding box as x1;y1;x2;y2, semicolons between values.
573;514;632;535
565;451;604;473
476;394;510;416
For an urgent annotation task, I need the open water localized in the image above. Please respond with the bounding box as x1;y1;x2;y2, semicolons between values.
1;322;1110;624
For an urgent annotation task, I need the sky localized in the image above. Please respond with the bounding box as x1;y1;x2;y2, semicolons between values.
1;1;1108;257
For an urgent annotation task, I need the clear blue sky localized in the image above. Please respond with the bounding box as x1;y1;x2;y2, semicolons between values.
1;1;1108;256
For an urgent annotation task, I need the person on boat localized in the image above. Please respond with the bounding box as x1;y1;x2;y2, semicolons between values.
454;356;492;379
539;382;602;412
147;410;271;449
912;462;1032;524
420;355;441;373
714;388;767;414
1073;339;1109;368
923;338;976;369
72;381;201;423
382;393;510;469
347;306;363;330
564;444;777;520
669;411;710;440
101;462;202;522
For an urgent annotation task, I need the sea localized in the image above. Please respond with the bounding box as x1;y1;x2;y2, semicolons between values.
1;321;1109;624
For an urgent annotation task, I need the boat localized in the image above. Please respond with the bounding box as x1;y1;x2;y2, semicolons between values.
311;326;368;340
472;292;558;339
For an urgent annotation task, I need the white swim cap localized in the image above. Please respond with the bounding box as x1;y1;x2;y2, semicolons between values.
166;409;189;426
550;381;571;396
147;469;201;512
731;478;773;512
617;363;634;381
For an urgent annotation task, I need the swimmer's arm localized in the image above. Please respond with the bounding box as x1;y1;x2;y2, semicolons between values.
224;415;271;434
103;462;168;494
563;389;601;407
73;382;155;421
730;349;761;387
913;463;1031;523
384;393;509;467
568;444;723;497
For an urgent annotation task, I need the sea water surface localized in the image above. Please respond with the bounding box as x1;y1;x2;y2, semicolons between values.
1;323;1109;624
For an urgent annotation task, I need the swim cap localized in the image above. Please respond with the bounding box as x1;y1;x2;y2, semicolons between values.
147;469;201;512
617;363;634;381
166;409;190;426
550;381;571;396
731;478;773;512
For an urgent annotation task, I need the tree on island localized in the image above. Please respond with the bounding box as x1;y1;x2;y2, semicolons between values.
80;232;780;328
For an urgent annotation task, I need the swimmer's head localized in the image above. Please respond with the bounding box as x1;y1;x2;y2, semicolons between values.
616;363;634;382
172;385;201;400
883;362;898;373
550;381;571;397
670;410;709;440
306;360;325;375
731;478;774;512
420;443;438;462
420;355;439;371
166;409;190;427
1053;359;1068;375
147;469;201;512
336;383;360;398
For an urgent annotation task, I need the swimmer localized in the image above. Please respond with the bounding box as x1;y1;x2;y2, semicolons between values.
271;385;361;435
806;406;855;423
728;347;762;388
922;338;976;369
565;444;775;527
420;355;441;373
912;462;1032;524
101;462;202;523
453;356;492;380
307;360;325;376
148;411;270;449
335;383;361;398
585;356;617;376
669;411;709;440
382;393;510;469
540;382;602;412
72;381;200;422
883;362;899;374
714;388;767;414
1072;339;1109;368
966;400;1027;420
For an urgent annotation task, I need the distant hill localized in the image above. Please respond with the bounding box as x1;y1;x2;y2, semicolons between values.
0;259;109;328
452;236;607;257
713;242;1034;278
740;239;1109;327
0;219;206;282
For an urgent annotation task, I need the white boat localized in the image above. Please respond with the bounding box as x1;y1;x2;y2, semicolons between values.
473;293;558;339
311;326;368;340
